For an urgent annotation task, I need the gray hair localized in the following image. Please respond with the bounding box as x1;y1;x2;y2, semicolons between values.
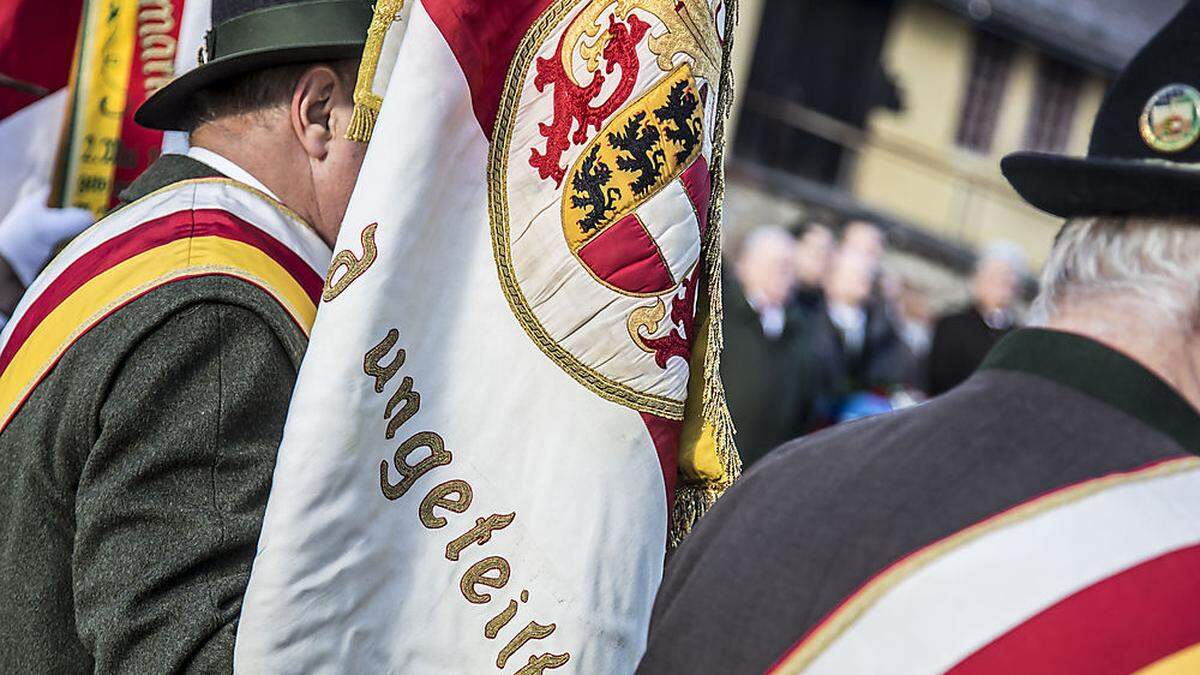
976;240;1028;277
1028;216;1200;329
736;224;795;261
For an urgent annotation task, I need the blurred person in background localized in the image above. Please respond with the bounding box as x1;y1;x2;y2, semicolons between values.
839;218;887;271
804;222;909;427
790;218;835;313
638;6;1200;670
882;268;933;394
0;8;99;323
928;242;1027;396
722;225;811;468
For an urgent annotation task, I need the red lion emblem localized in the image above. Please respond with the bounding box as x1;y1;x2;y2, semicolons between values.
528;13;650;186
642;268;701;368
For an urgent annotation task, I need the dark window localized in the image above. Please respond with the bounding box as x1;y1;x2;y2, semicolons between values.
733;0;899;185
1023;56;1084;153
955;30;1016;153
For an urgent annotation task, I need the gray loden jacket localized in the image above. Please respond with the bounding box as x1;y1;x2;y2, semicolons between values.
0;155;316;673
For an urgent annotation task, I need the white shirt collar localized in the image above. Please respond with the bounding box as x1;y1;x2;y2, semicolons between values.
827;300;867;354
745;294;787;339
186;146;279;200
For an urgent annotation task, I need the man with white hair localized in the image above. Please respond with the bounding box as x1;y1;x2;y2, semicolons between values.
928;241;1027;395
722;225;810;467
638;3;1200;672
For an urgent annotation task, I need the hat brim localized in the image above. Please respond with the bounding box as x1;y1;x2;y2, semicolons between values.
1002;151;1200;218
135;42;365;132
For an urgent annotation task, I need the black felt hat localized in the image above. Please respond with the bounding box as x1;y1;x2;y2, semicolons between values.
135;0;374;131
1003;0;1200;218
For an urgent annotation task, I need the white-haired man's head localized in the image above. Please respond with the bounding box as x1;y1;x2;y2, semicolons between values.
972;241;1027;316
735;225;797;309
1028;217;1200;332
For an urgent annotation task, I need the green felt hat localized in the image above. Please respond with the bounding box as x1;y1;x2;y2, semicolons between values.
135;0;374;131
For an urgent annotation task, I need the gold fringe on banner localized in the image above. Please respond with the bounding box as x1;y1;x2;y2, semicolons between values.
669;0;741;550
346;0;405;143
346;103;379;144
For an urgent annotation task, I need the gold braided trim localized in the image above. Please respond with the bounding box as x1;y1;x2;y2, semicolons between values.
770;456;1200;674
668;0;741;549
669;482;723;550
346;0;405;143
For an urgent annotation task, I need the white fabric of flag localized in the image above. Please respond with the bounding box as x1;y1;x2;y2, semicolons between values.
0;91;67;222
161;0;211;154
236;1;737;672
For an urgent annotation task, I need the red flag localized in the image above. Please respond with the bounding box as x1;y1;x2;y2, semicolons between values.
0;0;84;119
110;0;186;206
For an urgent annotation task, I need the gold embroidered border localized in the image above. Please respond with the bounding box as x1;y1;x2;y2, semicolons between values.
487;0;687;420
667;0;742;547
770;456;1200;674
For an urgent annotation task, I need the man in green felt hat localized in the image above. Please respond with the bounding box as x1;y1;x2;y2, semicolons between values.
0;1;375;671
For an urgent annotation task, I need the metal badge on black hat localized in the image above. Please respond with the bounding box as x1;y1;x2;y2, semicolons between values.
1002;0;1200;218
1139;84;1200;153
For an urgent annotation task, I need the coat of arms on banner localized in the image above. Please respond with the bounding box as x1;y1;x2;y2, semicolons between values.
490;0;726;421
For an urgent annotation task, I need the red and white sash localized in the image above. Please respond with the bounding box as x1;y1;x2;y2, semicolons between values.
0;177;331;433
771;456;1200;674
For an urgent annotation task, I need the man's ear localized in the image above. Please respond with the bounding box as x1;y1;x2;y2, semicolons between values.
290;65;343;161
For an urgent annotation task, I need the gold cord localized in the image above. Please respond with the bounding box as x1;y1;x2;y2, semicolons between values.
669;0;742;550
346;0;405;143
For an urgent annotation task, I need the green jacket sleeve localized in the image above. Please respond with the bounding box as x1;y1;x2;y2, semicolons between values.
71;301;298;674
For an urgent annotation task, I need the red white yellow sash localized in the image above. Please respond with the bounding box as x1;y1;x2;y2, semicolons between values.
769;456;1200;674
0;177;330;433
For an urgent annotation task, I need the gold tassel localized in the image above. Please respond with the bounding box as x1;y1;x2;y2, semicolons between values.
670;483;723;548
346;0;405;143
346;103;379;144
668;0;742;549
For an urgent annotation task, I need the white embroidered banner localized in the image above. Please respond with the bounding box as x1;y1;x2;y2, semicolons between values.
236;1;733;672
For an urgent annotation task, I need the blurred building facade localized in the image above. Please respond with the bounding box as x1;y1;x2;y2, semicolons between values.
725;0;1184;275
